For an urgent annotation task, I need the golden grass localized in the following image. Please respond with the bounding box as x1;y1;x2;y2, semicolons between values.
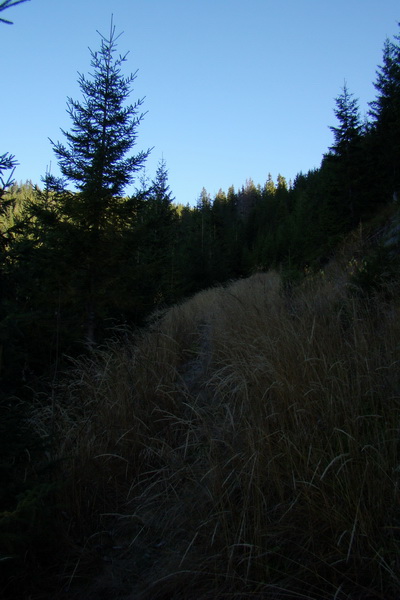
35;267;400;599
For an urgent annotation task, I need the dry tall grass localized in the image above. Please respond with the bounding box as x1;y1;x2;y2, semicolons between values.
36;267;400;599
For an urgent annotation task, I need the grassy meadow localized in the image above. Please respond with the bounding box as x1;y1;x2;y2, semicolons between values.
30;254;400;599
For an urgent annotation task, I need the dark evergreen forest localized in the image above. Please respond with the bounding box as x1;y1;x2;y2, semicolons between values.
1;5;400;598
2;23;400;392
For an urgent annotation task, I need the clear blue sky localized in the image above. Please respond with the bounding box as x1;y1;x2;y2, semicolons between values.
2;0;399;205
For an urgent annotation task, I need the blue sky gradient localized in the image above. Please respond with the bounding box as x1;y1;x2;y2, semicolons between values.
2;0;399;204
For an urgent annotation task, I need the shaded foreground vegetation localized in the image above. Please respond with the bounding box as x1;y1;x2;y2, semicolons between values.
8;248;399;599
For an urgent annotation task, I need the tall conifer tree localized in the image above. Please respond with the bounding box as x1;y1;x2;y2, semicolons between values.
51;19;150;227
14;20;151;348
329;83;362;158
369;28;400;199
47;20;150;343
326;84;363;225
132;159;177;309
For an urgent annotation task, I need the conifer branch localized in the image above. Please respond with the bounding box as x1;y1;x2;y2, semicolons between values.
0;0;30;25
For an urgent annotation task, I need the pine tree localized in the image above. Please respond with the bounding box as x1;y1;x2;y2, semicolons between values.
369;28;400;200
264;173;276;197
9;21;152;354
237;178;260;220
50;20;150;226
196;187;212;258
150;158;174;206
45;20;151;343
369;35;400;123
329;83;362;158
325;83;363;225
132;158;178;309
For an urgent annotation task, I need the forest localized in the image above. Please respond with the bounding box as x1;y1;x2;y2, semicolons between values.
1;2;400;598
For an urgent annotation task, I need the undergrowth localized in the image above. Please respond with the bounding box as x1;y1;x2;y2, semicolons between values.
24;264;400;599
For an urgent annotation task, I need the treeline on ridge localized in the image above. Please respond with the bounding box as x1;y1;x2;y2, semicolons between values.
2;20;400;388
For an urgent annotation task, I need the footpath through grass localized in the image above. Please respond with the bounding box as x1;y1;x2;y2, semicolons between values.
25;266;400;599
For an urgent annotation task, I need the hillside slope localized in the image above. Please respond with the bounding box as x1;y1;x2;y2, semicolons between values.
27;230;400;599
